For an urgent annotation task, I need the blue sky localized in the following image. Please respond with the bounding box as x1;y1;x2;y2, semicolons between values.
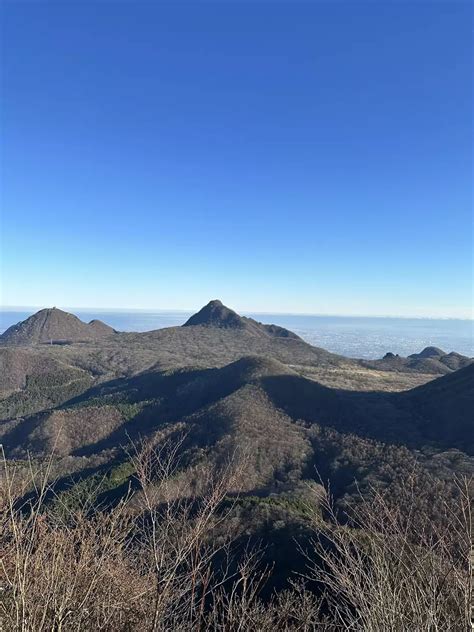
1;1;472;317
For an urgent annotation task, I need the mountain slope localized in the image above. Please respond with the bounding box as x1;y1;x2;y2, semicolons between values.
183;299;302;340
0;349;471;574
0;308;116;345
0;347;93;419
399;362;474;452
183;300;245;329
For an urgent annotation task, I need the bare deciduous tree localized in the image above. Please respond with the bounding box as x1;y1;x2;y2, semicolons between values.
304;476;473;631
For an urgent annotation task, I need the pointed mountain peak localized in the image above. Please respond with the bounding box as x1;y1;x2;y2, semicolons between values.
183;300;244;329
183;300;302;341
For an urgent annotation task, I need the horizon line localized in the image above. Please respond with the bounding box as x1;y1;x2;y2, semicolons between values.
1;304;473;322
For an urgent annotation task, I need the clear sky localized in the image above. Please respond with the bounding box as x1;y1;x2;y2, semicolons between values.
1;1;472;317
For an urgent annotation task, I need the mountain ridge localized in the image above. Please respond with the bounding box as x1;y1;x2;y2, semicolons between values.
1;355;472;461
363;345;472;374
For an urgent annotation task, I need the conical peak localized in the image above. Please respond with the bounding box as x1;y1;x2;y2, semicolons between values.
183;300;243;329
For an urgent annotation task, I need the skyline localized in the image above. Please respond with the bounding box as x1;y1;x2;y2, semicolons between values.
1;302;472;321
1;2;472;319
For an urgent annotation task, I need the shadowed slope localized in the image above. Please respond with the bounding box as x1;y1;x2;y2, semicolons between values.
399;363;474;452
0;356;296;459
2;355;472;463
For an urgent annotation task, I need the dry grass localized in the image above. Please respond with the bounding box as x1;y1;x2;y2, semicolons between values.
0;439;319;631
0;439;471;631
292;364;435;392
